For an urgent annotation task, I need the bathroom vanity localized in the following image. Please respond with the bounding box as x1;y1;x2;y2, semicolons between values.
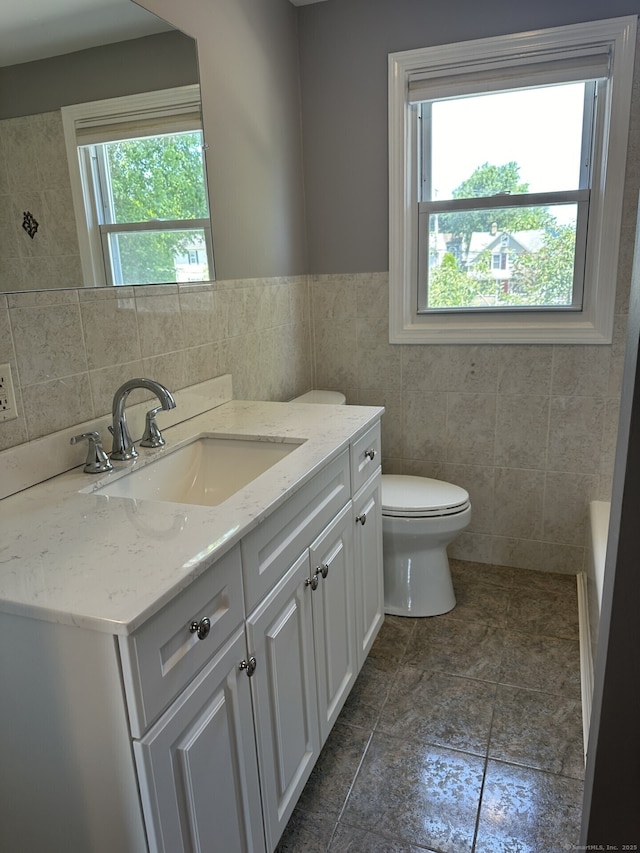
0;394;384;853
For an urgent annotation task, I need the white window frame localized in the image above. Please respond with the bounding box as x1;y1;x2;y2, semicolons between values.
388;17;637;344
62;85;213;288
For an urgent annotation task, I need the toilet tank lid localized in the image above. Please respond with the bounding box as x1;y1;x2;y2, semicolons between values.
290;390;346;405
381;474;469;514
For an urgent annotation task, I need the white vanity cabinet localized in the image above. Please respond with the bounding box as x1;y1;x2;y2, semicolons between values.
352;469;385;668
0;409;384;853
119;434;381;853
123;546;264;853
134;627;265;853
309;502;357;743
246;501;358;850
121;435;381;853
350;422;384;669
245;549;321;850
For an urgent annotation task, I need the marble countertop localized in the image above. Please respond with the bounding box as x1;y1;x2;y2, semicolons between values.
0;400;382;636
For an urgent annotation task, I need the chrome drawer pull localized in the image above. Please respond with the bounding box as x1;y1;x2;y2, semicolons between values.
364;448;376;461
239;656;257;677
355;513;367;526
189;617;211;640
306;572;319;590
318;563;329;579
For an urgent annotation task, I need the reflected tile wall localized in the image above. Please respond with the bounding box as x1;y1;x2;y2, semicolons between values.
0;276;313;451
0;111;83;291
309;270;629;574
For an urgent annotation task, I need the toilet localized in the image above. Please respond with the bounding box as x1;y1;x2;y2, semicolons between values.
289;392;469;618
381;475;471;617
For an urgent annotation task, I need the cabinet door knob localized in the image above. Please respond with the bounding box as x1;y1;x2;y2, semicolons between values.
355;513;367;526
189;616;211;640
305;573;319;590
318;563;329;579
239;656;257;677
364;448;376;461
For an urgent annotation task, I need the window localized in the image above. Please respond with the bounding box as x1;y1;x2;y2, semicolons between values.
388;17;636;343
62;86;213;287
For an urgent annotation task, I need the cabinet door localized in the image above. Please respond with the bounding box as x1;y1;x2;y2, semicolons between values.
353;470;385;670
309;502;357;744
134;628;265;853
246;550;321;852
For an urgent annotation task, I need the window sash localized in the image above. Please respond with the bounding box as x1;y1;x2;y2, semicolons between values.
417;192;590;313
100;221;214;287
99;219;212;235
418;80;597;203
418;189;590;215
415;76;596;315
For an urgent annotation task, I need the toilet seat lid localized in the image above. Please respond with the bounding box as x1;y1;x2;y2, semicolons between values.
381;474;470;517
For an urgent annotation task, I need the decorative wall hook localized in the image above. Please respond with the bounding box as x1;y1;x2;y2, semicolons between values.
22;211;39;239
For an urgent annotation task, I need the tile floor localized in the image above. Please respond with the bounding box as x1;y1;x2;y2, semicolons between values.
277;559;584;853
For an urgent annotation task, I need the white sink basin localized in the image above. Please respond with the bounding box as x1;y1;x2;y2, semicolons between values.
88;435;304;506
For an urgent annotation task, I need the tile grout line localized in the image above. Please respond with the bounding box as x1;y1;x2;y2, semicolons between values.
328;616;419;848
470;605;507;853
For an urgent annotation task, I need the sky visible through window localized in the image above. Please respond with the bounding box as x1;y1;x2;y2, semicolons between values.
430;83;585;204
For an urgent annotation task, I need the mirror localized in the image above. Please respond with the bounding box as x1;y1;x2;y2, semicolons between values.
0;1;212;293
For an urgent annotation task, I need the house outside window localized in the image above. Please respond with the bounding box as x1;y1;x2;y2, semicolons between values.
388;17;636;344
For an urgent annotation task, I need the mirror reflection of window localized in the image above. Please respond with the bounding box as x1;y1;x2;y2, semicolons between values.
62;85;214;287
83;131;211;285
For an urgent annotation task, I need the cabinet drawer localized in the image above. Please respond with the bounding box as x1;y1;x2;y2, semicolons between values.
241;450;350;613
350;421;381;494
119;545;244;738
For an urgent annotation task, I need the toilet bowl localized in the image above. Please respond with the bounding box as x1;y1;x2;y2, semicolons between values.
290;390;346;405
381;474;471;617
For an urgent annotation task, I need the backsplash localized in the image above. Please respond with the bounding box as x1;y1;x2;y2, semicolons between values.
309;269;630;574
0;276;313;450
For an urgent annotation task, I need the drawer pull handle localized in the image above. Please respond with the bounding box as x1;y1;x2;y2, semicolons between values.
239;656;257;677
189;617;211;640
355;513;367;526
364;448;376;461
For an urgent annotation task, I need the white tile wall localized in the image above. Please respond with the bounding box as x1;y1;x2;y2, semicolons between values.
309;269;632;575
0;277;313;451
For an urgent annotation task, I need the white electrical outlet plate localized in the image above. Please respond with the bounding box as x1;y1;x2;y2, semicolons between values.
0;363;18;422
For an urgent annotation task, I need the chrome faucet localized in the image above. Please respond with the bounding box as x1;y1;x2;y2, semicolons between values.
110;378;176;461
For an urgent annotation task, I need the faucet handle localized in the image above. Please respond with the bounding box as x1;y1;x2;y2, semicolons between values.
70;431;113;474
140;405;166;448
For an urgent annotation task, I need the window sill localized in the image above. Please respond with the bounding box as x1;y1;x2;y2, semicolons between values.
389;304;615;345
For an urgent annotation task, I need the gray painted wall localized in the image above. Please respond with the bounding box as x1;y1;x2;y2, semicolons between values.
141;0;308;281
298;0;640;274
0;31;199;120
